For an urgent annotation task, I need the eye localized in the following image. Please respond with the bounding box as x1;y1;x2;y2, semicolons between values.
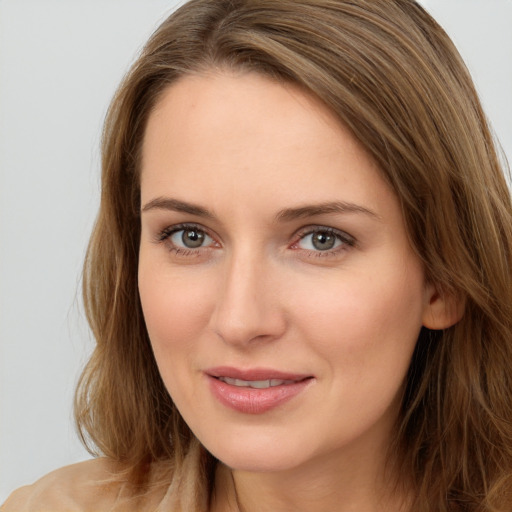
156;223;217;253
293;227;355;254
170;227;213;249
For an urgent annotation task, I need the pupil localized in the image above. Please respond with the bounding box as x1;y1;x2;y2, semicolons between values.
182;229;204;248
312;232;335;250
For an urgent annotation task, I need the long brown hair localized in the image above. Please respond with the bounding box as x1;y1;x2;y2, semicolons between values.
75;1;512;510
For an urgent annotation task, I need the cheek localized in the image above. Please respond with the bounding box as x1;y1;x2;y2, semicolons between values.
138;260;215;366
290;265;425;373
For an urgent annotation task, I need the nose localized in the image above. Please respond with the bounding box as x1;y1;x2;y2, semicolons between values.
210;250;287;347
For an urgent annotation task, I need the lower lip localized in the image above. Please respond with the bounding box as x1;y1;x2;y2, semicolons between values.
207;376;312;414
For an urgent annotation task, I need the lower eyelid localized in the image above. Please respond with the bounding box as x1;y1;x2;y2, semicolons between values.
300;233;343;249
168;247;206;257
170;229;213;247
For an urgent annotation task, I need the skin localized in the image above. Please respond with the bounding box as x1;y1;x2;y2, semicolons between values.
138;71;454;512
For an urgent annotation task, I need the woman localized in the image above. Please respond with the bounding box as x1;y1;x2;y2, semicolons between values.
3;0;512;511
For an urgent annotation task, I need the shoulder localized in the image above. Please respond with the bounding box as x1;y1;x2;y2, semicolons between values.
1;458;171;512
1;458;121;512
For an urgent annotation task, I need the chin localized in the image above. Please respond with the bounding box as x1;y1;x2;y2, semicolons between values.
202;433;312;473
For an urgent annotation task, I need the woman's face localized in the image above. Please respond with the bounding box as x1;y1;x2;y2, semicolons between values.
138;71;436;473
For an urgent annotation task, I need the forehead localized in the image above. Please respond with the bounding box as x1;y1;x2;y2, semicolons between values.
142;70;355;162
140;71;392;218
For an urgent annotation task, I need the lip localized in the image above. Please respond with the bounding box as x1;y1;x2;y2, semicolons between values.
205;366;314;414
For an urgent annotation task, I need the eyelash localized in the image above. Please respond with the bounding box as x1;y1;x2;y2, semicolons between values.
155;223;356;258
155;223;216;257
291;226;356;257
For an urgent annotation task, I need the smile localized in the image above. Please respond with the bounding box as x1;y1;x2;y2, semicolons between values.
206;367;314;414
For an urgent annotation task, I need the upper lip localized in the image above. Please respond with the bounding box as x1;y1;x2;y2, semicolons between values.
205;366;312;381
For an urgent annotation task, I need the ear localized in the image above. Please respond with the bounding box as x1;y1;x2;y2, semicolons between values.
422;283;465;330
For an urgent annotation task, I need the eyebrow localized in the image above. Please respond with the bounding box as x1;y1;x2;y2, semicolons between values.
275;201;380;222
141;197;215;218
141;197;380;222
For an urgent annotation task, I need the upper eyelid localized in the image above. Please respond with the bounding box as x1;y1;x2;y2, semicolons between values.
293;225;355;242
156;222;217;243
160;222;210;235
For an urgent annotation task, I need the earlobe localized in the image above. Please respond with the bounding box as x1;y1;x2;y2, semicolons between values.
422;284;465;330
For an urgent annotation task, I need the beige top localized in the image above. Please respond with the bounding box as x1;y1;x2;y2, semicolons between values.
0;458;176;512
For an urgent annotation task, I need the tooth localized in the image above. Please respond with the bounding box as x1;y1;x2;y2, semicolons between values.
249;380;271;389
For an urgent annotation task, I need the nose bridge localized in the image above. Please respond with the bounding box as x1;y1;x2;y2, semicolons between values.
212;245;284;346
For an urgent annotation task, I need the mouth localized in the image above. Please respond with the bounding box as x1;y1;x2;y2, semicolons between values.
205;367;314;414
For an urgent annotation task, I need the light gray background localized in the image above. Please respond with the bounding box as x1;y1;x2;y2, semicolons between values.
1;0;511;502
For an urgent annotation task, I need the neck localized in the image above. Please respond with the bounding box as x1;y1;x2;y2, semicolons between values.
211;446;412;512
